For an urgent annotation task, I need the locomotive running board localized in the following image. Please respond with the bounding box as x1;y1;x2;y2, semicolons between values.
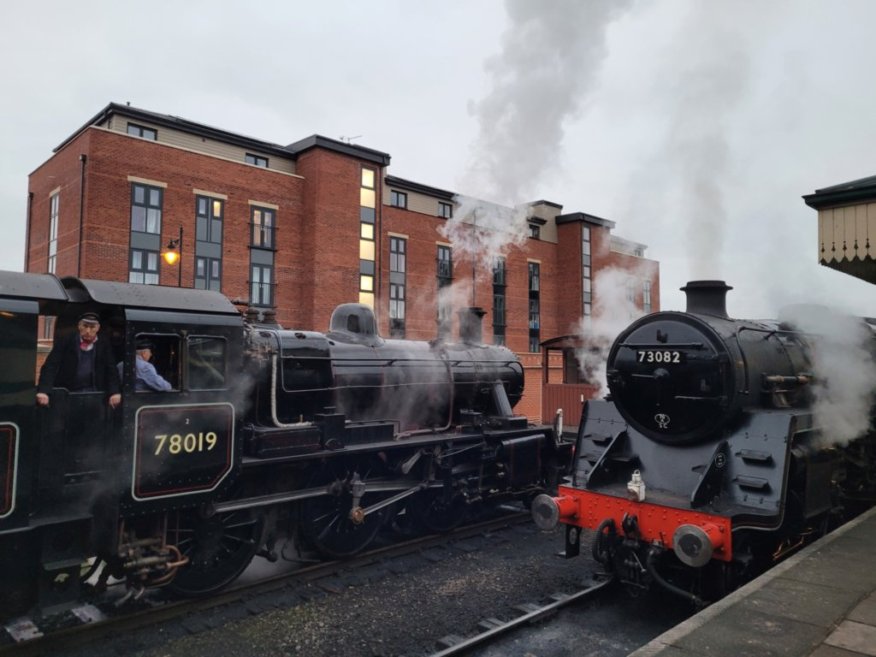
214;479;442;514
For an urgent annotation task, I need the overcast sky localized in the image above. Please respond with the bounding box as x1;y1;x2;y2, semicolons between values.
3;0;876;318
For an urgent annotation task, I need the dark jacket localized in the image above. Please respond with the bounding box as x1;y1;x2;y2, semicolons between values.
37;332;121;397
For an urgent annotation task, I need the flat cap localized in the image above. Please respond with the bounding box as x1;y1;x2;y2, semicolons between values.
78;312;101;325
135;339;154;351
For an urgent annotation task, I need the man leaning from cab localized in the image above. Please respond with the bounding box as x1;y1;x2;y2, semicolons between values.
35;311;121;408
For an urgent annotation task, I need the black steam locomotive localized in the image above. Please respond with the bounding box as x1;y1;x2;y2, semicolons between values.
533;281;876;604
0;270;569;618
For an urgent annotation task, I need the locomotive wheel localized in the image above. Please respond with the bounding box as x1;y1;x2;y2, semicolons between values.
299;461;393;559
167;506;265;596
406;489;468;533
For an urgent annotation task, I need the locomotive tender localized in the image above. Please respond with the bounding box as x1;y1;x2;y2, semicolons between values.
533;280;876;603
0;270;568;618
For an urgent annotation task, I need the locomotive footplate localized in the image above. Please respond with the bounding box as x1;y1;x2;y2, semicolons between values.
538;486;733;564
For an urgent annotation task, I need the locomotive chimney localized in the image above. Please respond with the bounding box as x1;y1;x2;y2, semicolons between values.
681;280;733;318
459;307;486;344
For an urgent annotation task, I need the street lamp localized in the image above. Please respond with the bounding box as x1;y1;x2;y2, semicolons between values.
163;226;183;286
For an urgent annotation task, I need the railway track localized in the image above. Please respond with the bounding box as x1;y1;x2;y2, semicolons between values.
424;574;615;657
1;509;532;656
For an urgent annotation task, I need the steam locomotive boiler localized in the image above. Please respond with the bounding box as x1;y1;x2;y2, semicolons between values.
533;281;876;603
0;270;570;620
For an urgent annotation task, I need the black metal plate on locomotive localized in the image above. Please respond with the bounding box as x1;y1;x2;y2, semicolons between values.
0;423;18;518
132;403;234;501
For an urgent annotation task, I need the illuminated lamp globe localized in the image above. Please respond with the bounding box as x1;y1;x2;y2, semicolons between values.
163;250;180;265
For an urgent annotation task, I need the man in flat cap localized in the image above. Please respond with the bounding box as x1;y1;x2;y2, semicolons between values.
36;312;121;408
121;339;172;392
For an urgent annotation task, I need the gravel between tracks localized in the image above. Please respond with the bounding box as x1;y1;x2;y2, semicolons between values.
71;524;597;657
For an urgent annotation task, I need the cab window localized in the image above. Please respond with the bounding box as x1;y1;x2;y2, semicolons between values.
187;336;227;390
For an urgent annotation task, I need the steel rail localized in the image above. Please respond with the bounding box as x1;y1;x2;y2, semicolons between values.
425;574;615;657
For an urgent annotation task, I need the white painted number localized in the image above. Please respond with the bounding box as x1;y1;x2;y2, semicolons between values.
637;350;682;364
154;432;219;455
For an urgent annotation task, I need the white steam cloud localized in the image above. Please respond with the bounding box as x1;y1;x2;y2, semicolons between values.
779;305;876;448
440;0;634;315
464;0;633;205
575;265;652;396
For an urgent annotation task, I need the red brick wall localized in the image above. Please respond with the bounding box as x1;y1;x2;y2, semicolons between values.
27;126;660;426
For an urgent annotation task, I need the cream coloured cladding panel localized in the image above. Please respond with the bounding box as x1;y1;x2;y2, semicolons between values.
818;203;876;263
383;184;441;215
101;116;296;174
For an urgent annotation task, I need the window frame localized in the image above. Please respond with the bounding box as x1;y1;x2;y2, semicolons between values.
390;190;408;209
245;153;269;167
127;122;157;140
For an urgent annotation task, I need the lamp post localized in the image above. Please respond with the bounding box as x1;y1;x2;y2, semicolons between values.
163;226;183;287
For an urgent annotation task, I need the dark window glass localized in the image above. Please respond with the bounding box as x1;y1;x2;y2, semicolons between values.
127;123;157;140
492;258;506;286
245;153;268;167
492;293;506;327
437;245;452;280
438;202;453;219
195;257;222;291
196;196;224;244
529;224;540;239
528;262;540;292
131;183;162;234
251;264;273;306
390;190;407;208
251;206;275;249
187;336;227;390
129;249;160;285
390;237;406;273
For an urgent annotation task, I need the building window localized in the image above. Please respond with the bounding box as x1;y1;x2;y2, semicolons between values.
437;245;453;281
359;168;377;307
245;153;268;167
130;249;160;285
390;190;407;209
626;282;636;303
127;123;157;140
492;257;506;287
437;245;453;337
643;280;652;313
582;226;592;322
529;223;540;239
43;316;55;341
529;262;540;352
389;237;406;338
131;183;163;235
196;196;223;244
528;262;540;292
251;206;275;249
492;257;506;346
438;202;453;219
195;257;222;291
251;263;273;306
195;195;223;291
48;192;59;274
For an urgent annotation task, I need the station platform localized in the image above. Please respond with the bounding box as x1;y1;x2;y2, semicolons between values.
630;505;876;657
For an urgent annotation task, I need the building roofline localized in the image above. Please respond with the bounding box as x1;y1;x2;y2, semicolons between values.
384;175;455;200
286;135;391;166
555;211;616;229
527;199;563;209
54;102;297;159
803;175;876;209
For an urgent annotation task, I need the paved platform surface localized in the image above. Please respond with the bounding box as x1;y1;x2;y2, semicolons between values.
630;505;876;657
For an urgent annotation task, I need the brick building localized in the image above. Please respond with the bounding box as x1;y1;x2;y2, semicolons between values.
25;102;659;421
